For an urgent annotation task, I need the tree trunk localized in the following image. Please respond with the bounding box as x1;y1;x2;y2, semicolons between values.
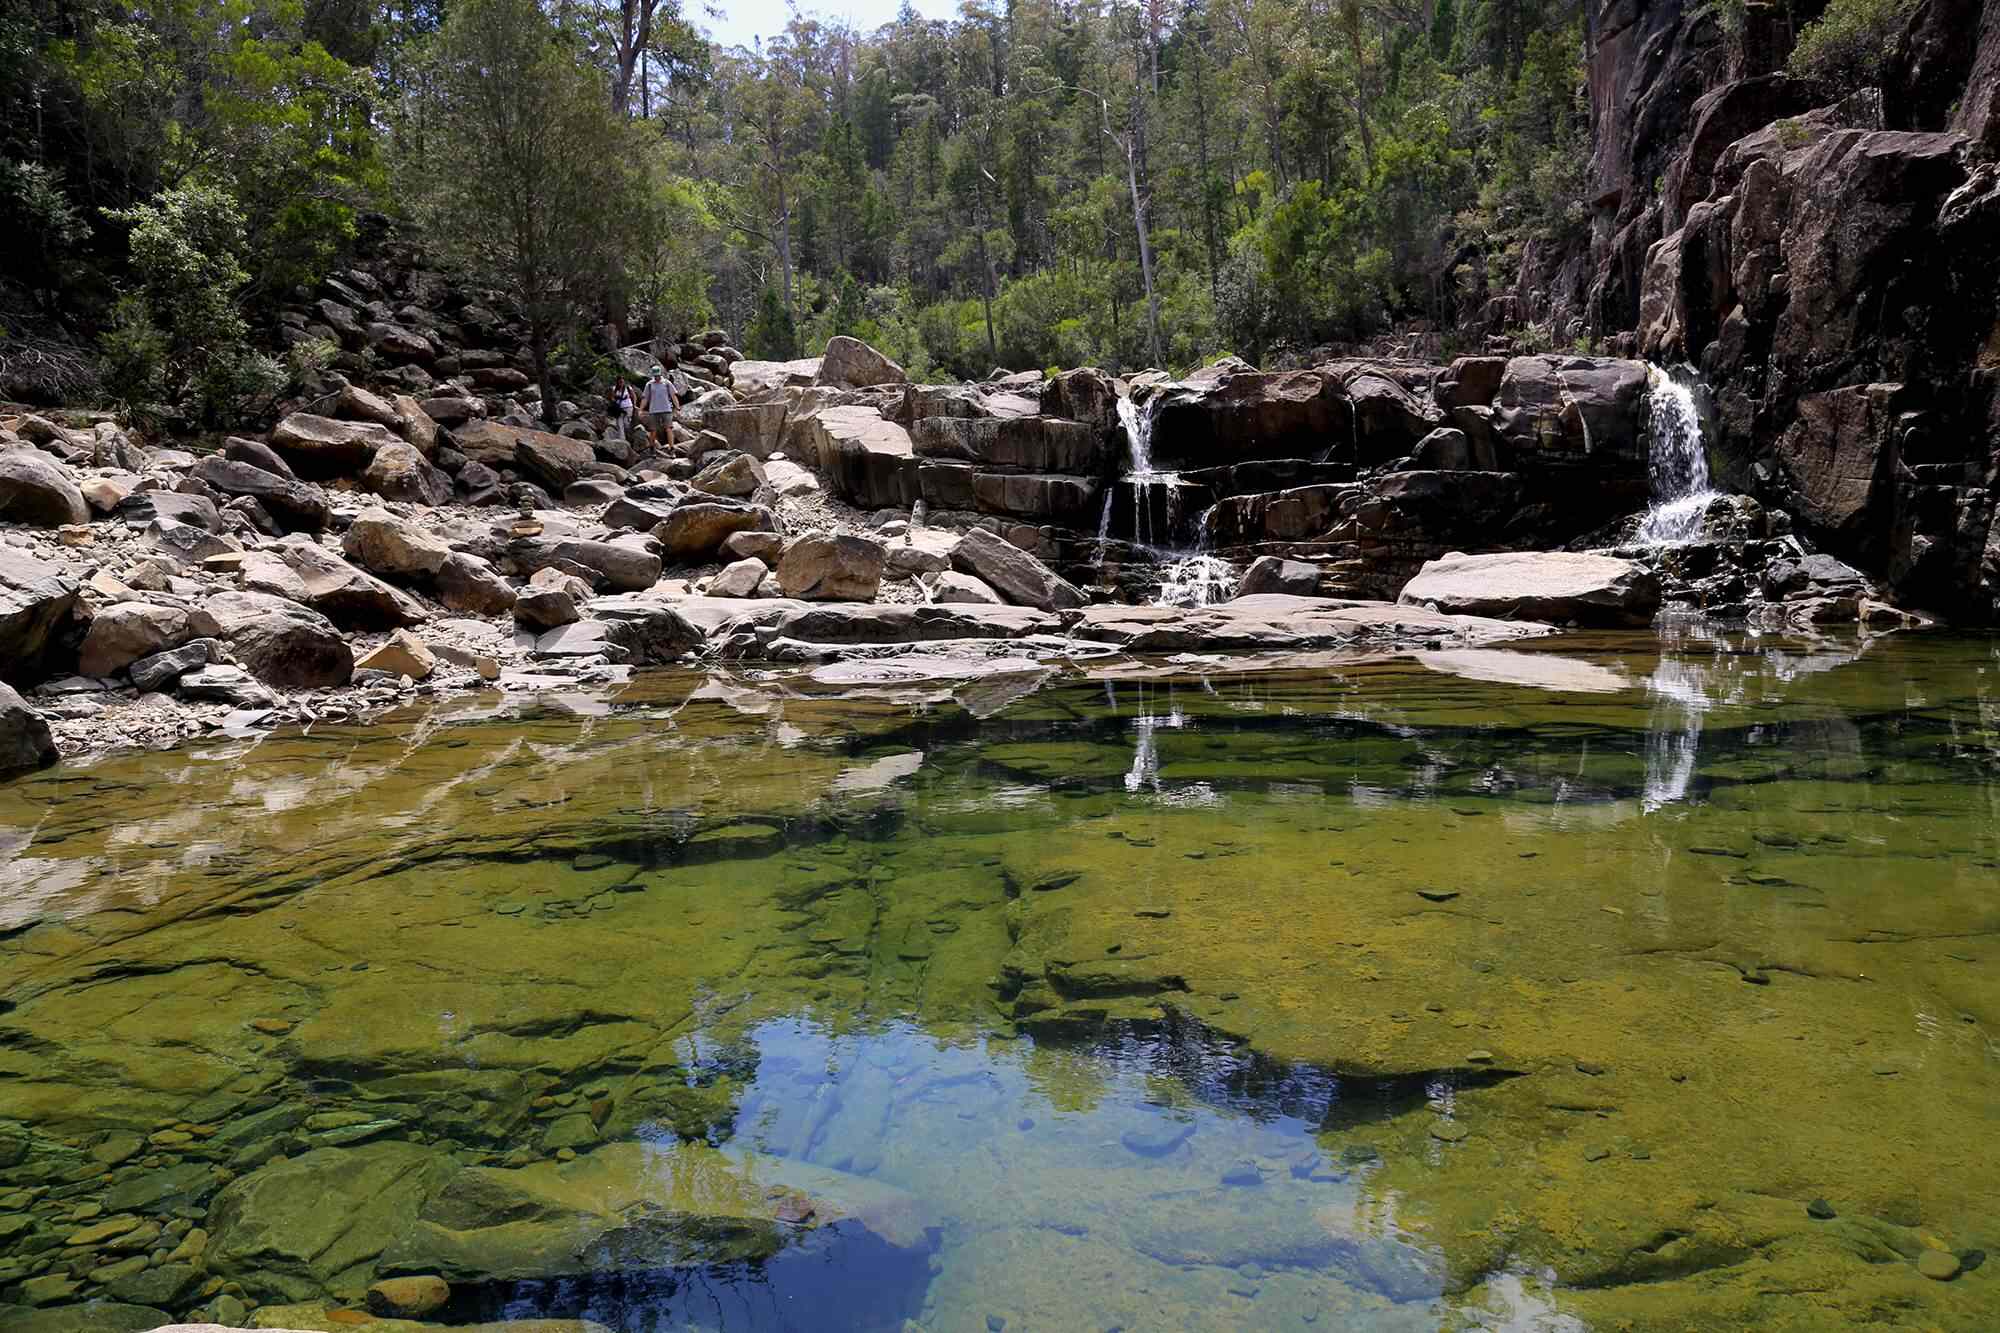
1108;103;1164;369
530;322;556;431
975;176;999;367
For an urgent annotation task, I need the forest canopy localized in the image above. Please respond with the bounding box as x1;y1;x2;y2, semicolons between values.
0;0;1594;411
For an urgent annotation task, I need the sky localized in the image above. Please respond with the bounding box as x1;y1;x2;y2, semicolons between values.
696;0;961;50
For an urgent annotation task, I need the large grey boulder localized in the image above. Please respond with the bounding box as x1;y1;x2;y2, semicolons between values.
729;356;822;400
1399;551;1660;626
363;441;453;507
0;682;56;776
0;448;89;526
701;402;789;460
117;489;222;532
514;538;662;593
203;590;353;688
191;456;330;532
434;552;517;616
927;571;1004;604
273;539;430;630
513;431;597;494
77;601;209;677
691;452;766;498
775;533;885;601
950;527;1086;611
343;508;452;578
270;413;400;476
0;547;81;687
1236;556;1321;598
816;335;908;389
801;406;916;509
654;502;776;562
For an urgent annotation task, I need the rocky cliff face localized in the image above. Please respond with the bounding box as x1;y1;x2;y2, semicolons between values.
1557;0;2000;617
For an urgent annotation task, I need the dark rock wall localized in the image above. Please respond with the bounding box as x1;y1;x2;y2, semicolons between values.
1556;0;2000;618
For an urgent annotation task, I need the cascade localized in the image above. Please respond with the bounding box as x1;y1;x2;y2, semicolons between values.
1109;394;1237;608
1636;366;1719;545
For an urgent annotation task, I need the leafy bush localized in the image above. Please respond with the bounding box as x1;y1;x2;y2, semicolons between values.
100;182;276;426
1787;0;1918;90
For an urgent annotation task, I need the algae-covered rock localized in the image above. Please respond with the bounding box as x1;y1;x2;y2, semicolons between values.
207;1142;454;1301
380;1141;934;1282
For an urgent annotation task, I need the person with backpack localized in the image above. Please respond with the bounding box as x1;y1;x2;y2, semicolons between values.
610;379;635;439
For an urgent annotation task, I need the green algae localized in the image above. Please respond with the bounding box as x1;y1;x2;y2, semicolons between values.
0;630;1996;1329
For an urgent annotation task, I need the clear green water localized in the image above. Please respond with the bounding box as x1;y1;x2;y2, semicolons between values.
1;628;1997;1331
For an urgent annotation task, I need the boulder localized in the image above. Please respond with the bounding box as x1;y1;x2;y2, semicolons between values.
1491;357;1650;473
654;502;777;562
129;638;223;692
802;406;917;509
223;436;297;479
363;442;454;507
564;479;624;508
691;452;766;498
331;383;404;430
273;540;430;630
708;558;767;597
602;493;679;532
378;1141;931;1283
190;457;330;532
1235;556;1322;598
513;586;581;631
356;630;437;681
776;534;886;601
720;530;785;566
434;552;517;616
0;547;81;687
77;601;207;677
1144;365;1350;468
701;402;789;460
817;335;908;389
911;416;1107;474
208;1142;454;1302
514;432;597;494
950;527;1087;611
393;394;441;455
587;597;707;662
118;490;222;532
343;509;452;578
0;448;89;527
763;458;820;497
0;682;56;776
1399;551;1660;626
79;473;137;514
204;590;354;688
730;357;822;400
145;519;241;567
515;538;662;593
1038;367;1122;432
367;1274;451;1319
927;571;1003;604
270;413;399;477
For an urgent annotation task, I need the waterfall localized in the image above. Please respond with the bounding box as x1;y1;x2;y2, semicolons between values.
1636;366;1718;545
1110;394;1236;608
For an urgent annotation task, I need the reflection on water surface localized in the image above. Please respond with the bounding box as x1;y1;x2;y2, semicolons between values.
0;628;1996;1331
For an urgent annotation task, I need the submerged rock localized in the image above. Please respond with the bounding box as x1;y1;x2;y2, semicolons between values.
379;1141;934;1283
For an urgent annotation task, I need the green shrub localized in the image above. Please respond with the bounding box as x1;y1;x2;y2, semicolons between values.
1787;0;1917;90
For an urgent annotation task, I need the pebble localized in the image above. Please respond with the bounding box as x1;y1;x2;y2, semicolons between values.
1416;889;1459;902
1806;1198;1836;1220
1465;1049;1494;1064
1430;1121;1470;1143
1917;1249;1960;1281
249;1017;292;1034
1219;1160;1263;1187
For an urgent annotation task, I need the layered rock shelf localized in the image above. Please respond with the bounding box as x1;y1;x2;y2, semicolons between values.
0;258;1924;776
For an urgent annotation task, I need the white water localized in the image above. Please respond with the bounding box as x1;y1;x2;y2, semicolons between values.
1636;366;1718;545
1107;395;1237;608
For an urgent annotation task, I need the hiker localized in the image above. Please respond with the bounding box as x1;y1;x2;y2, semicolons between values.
642;368;678;447
609;379;634;439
